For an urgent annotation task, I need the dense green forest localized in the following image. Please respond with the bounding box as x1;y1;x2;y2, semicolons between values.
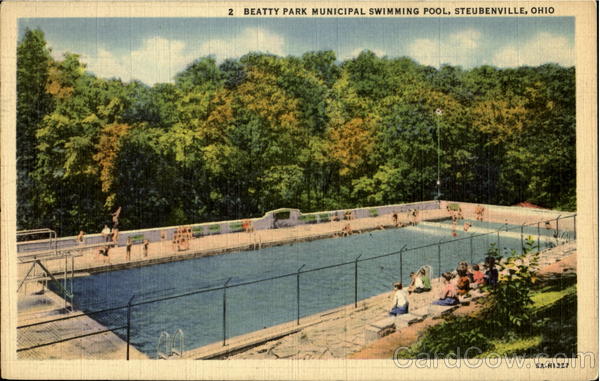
17;28;575;236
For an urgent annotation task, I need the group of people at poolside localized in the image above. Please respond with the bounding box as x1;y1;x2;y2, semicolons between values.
391;209;419;228
389;256;499;316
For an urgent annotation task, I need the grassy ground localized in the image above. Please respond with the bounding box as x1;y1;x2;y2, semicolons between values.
480;273;577;357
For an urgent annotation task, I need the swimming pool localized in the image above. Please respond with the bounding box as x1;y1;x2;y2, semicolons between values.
63;219;553;357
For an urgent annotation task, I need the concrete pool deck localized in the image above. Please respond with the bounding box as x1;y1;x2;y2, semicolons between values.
17;203;571;279
17;285;147;360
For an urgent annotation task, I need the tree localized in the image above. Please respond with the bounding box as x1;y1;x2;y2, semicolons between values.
16;28;54;229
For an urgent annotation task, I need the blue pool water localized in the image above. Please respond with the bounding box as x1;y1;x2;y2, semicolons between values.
63;219;552;357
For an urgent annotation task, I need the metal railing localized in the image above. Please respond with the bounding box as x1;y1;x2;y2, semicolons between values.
16;214;576;359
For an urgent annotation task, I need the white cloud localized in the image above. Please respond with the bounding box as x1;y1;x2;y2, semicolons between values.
407;28;482;67
406;38;439;67
76;27;287;85
80;37;193;85
491;32;574;67
198;27;285;60
341;47;386;60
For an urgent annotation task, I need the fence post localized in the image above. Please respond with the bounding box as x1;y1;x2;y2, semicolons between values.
437;239;443;279
354;254;362;308
469;234;474;264
496;231;500;252
520;224;524;254
126;294;135;360
573;214;576;240
398;244;407;283
296;264;305;326
223;277;232;346
537;222;541;253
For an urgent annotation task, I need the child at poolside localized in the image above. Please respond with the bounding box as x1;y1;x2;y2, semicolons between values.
471;264;485;287
432;273;459;306
456;269;470;296
484;257;499;287
389;282;409;315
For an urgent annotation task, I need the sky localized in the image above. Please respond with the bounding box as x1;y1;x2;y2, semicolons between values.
20;17;575;86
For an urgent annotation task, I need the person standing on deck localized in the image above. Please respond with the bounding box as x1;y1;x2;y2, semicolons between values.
126;237;132;261
143;239;149;257
101;225;111;242
111;206;122;228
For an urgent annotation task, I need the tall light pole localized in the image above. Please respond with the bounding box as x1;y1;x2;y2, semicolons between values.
435;108;443;200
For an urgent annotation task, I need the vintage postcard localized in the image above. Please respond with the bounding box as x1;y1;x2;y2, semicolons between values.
1;0;597;380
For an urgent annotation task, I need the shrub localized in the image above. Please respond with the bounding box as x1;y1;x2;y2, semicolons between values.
229;222;244;232
299;214;317;223
369;208;379;217
481;238;540;332
191;226;205;237
447;203;460;211
319;213;330;222
208;224;221;233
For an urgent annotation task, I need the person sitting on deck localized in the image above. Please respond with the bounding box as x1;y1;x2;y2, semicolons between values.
341;223;352;237
456;269;471;296
409;267;432;294
484;257;499;287
432;272;459;306
77;230;85;244
463;222;472;232
389;282;409;316
471;264;485;287
418;267;432;292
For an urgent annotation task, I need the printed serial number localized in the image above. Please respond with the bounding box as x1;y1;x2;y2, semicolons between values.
535;362;569;368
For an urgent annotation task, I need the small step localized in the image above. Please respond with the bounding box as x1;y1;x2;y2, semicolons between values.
410;306;430;319
364;317;396;343
364;325;382;343
369;317;396;331
395;313;423;328
428;304;459;316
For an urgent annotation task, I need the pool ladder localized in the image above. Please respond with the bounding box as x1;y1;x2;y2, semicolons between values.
157;329;184;359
